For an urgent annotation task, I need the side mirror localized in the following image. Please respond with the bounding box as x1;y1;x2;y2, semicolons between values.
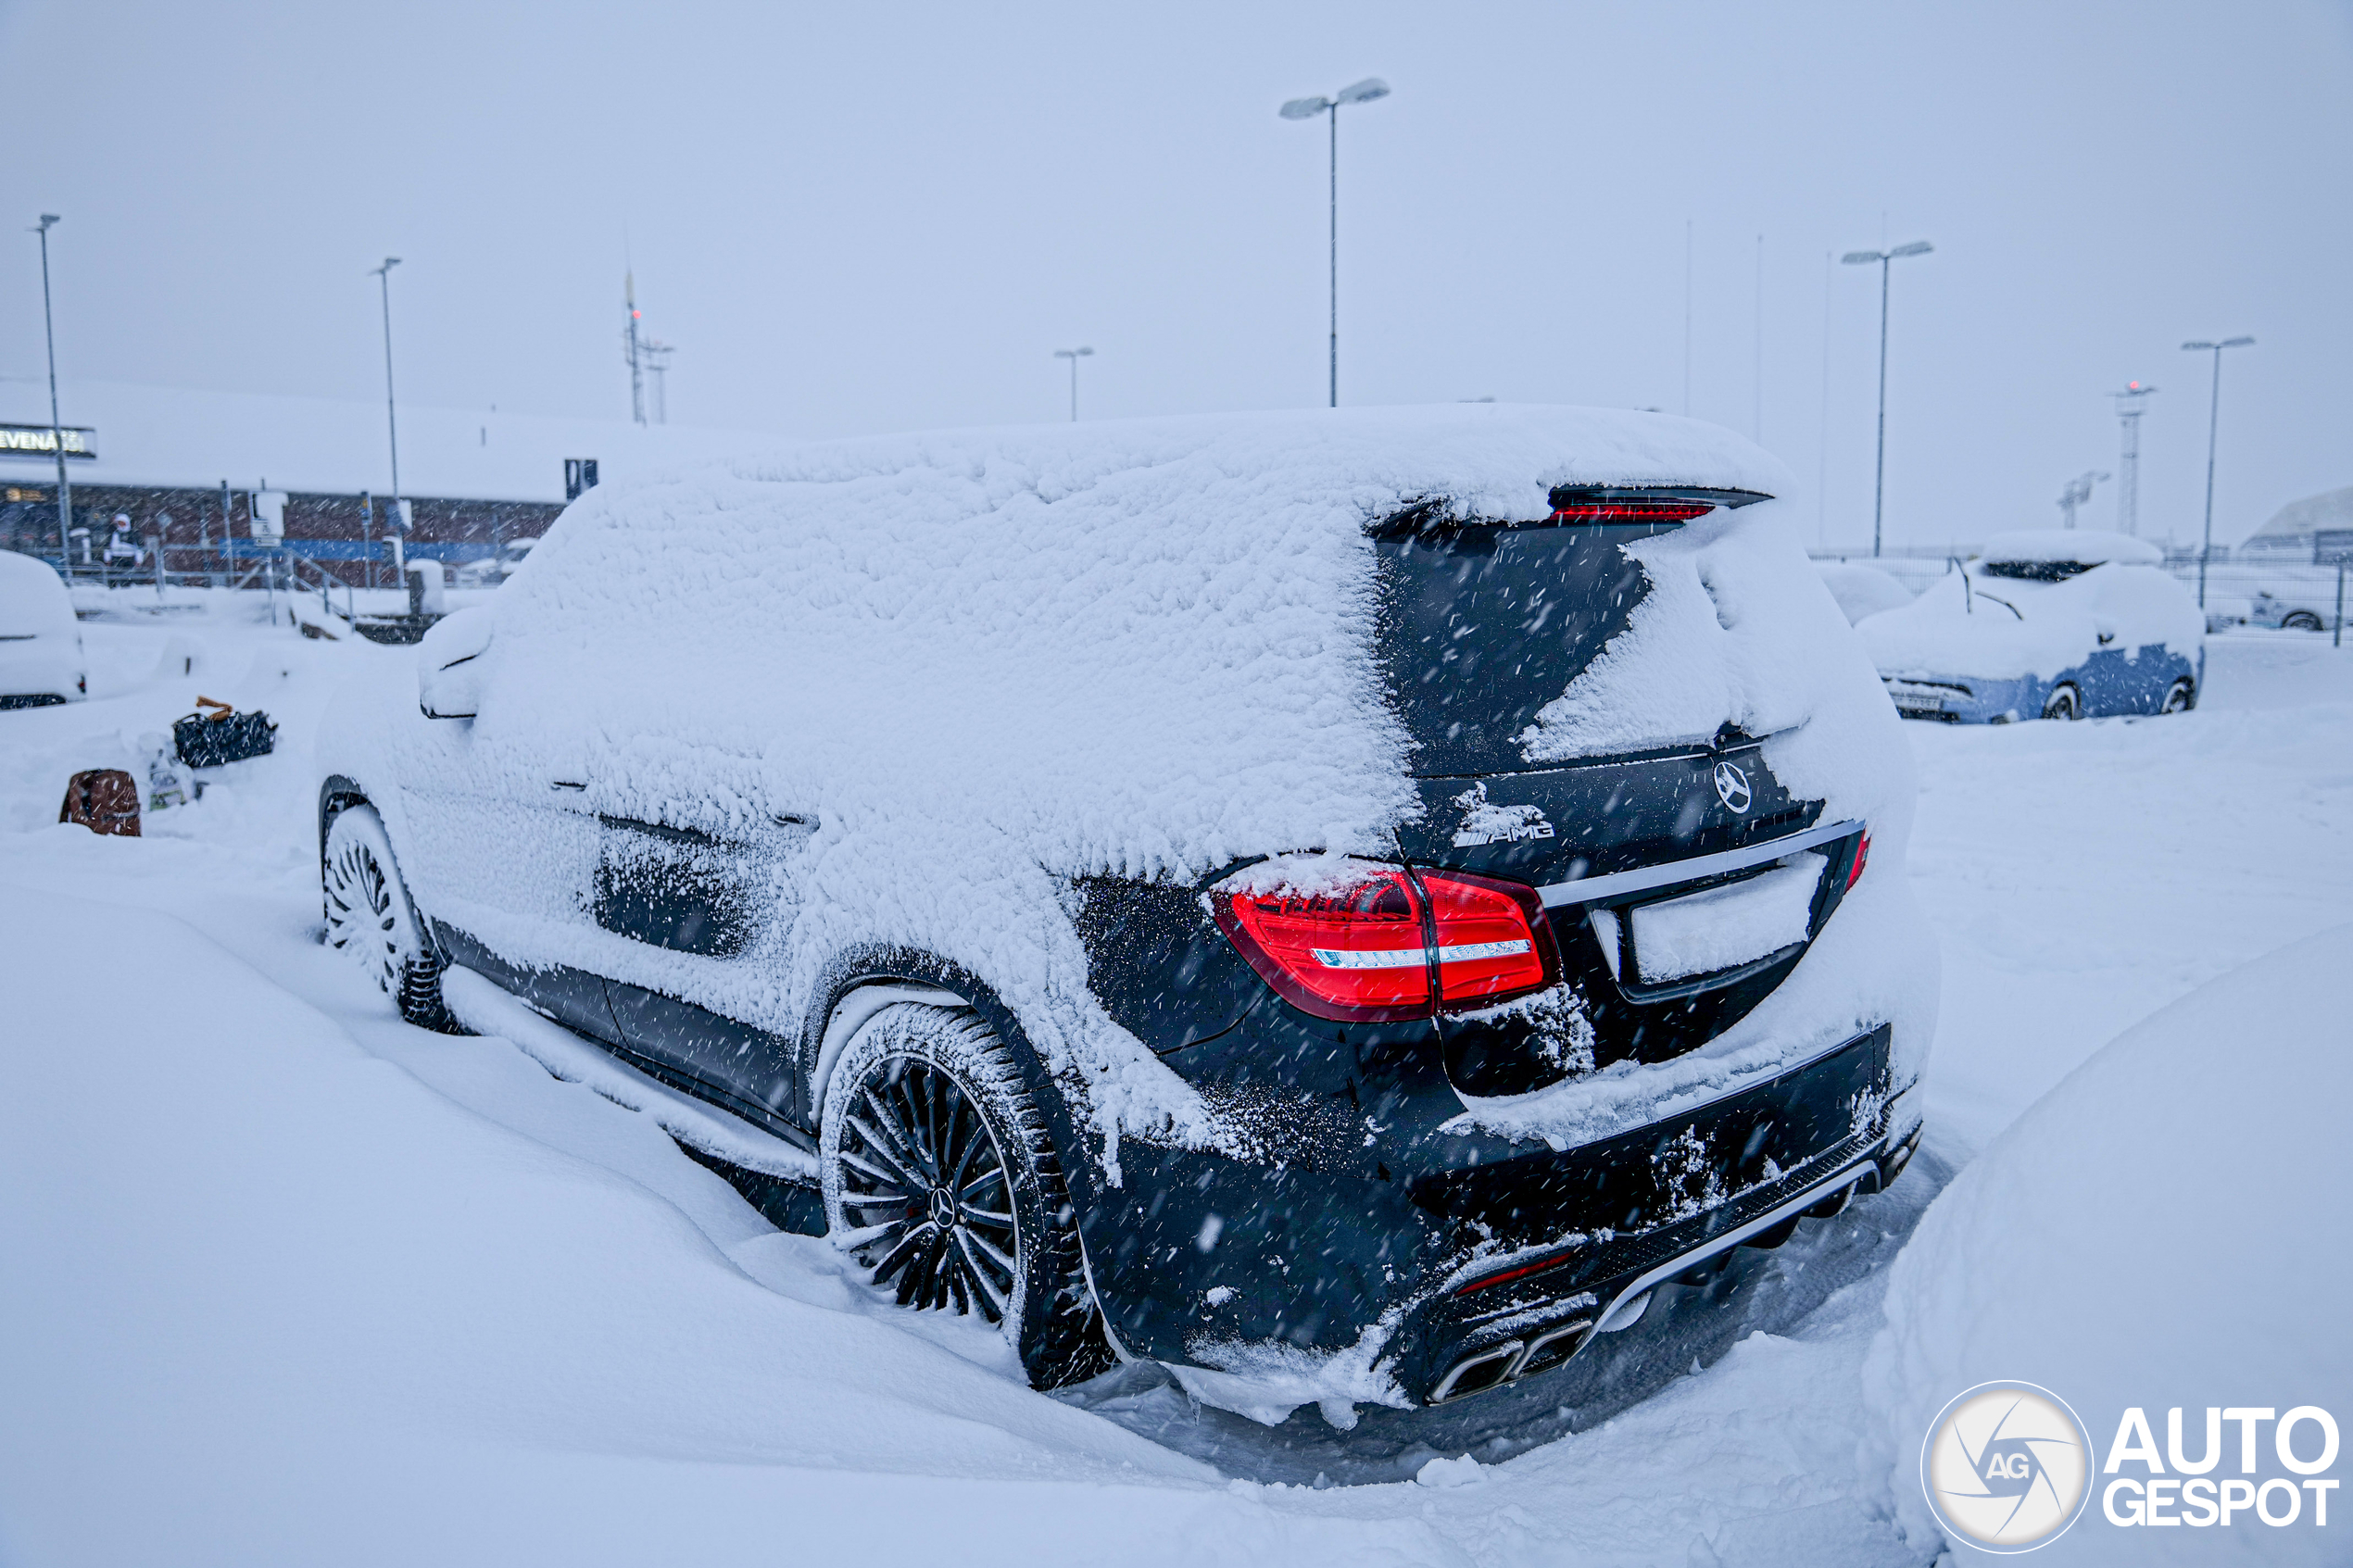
418;605;495;720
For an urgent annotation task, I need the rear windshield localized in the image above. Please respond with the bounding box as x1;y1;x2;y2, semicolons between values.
1979;559;2094;582
1374;521;1676;777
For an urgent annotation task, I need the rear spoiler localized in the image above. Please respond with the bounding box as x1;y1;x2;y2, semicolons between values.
1371;485;1773;540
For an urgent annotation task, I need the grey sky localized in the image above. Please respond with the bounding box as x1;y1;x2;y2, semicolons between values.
5;0;2347;547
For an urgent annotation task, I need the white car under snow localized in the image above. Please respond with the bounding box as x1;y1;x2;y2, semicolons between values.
0;549;85;708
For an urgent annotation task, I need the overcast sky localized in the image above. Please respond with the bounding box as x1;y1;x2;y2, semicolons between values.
4;0;2347;546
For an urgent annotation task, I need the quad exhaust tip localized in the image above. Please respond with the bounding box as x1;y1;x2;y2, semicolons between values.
1427;1319;1594;1404
1428;1156;1893;1405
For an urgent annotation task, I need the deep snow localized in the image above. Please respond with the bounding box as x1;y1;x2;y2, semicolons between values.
2;602;2348;1566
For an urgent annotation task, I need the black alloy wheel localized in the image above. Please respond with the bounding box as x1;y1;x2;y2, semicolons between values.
821;1002;1115;1389
2160;678;2196;714
2040;684;2082;721
2284;610;2323;633
836;1055;1021;1318
321;802;461;1032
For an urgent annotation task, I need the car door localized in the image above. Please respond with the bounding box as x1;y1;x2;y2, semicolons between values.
593;813;811;1131
393;621;626;1045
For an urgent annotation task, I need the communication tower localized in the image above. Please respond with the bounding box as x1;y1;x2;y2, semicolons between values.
2110;382;2157;535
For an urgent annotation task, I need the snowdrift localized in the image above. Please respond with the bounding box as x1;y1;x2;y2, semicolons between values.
1863;922;2353;1563
1816;561;1915;625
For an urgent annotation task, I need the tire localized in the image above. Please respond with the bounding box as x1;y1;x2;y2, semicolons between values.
2284;611;2323;633
322;803;461;1033
2040;684;2081;721
2160;677;2196;714
821;1002;1114;1390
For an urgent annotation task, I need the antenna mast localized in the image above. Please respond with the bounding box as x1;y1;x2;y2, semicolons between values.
623;270;646;425
2110;382;2157;536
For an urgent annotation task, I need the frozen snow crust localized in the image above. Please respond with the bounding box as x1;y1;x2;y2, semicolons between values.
1863;922;2353;1563
325;405;1825;1162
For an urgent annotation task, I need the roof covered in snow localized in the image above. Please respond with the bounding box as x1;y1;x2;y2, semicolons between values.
1975;529;2161;567
2242;483;2353;545
0;377;787;504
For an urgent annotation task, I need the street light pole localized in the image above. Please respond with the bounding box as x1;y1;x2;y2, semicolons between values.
31;215;72;573
370;257;402;592
1841;241;1932;558
2182;335;2254;609
1053;346;1093;421
1280;78;1390;409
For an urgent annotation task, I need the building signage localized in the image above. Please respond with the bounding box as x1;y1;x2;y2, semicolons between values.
0;424;96;460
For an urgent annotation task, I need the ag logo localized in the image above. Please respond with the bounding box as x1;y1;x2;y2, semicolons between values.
1922;1382;2094;1552
1711;759;1753;814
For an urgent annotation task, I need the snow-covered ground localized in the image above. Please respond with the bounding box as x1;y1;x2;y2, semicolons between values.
2;603;2347;1567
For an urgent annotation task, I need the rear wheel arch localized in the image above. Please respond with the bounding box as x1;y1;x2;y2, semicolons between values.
803;953;1104;1214
318;774;371;859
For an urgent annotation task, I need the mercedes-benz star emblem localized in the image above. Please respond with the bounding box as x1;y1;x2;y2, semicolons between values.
1712;759;1754;814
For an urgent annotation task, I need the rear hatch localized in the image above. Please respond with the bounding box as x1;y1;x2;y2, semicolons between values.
1371;489;1858;1083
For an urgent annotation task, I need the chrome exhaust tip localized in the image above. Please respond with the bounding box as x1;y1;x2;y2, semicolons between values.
1428;1317;1596;1404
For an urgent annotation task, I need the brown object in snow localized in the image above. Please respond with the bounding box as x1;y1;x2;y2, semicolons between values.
59;769;142;837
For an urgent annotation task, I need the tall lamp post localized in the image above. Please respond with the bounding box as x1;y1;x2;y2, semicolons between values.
31;214;72;572
2182;336;2254;609
370;257;403;590
1279;77;1390;408
1841;240;1933;557
1053;346;1093;421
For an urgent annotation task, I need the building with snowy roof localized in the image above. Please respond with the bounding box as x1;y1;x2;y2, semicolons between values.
0;379;786;583
2233;484;2353;564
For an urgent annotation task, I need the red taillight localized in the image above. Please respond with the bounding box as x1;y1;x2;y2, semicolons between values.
1846;829;1871;891
1422;868;1555;1007
1212;864;1430;1021
1210;861;1557;1022
1547;501;1715;523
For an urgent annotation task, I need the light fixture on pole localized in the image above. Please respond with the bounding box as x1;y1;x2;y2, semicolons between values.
370;257;403;591
1053;346;1093;422
1280;77;1390;409
2056;470;2109;529
1840;240;1933;558
2109;382;2156;537
31;214;72;573
2181;336;2252;609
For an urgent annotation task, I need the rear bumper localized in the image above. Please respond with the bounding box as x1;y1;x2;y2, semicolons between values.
1082;1022;1911;1406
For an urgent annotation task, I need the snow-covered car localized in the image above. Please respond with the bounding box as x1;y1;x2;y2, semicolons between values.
1858;530;2202;722
316;407;1935;1414
1815;561;1915;625
0;549;85;708
2243;587;2343;633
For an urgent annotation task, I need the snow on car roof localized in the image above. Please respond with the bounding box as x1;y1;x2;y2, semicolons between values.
1976;529;2162;567
0;548;75;633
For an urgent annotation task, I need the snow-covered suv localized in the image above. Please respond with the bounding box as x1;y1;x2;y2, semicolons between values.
316;407;1935;1412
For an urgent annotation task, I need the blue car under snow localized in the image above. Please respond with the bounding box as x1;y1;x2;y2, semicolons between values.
1856;530;2204;723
